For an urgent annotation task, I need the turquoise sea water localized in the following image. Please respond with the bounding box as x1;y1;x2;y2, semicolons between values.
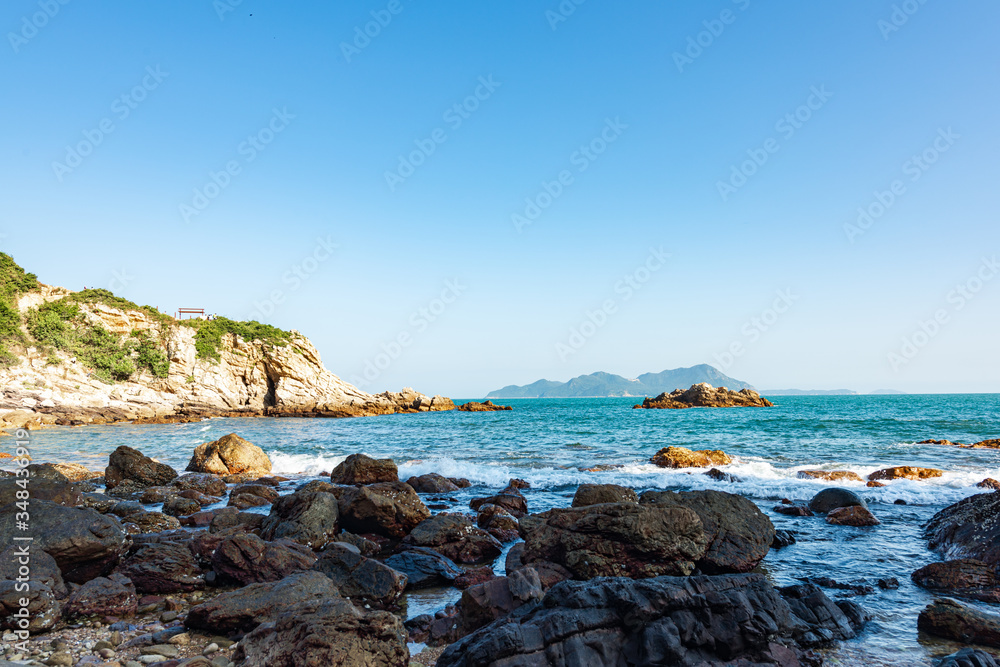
11;394;1000;664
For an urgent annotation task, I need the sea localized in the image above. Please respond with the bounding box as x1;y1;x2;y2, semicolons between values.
14;394;1000;665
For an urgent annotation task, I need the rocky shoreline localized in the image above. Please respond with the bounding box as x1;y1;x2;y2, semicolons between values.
3;428;1000;666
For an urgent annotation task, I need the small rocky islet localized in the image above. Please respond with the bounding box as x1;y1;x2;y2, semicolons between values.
2;432;999;666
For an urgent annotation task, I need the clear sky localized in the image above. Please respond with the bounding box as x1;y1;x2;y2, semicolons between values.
2;1;998;397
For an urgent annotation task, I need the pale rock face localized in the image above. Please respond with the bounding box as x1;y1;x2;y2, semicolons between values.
0;286;453;428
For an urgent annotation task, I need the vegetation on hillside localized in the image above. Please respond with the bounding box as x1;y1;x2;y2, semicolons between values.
0;253;40;365
0;253;293;376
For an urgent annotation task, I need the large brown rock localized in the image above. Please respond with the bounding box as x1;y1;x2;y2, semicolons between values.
438;574;866;667
186;571;339;633
808;488;867;514
260;489;340;549
116;542;204;593
649;446;731;469
62;573;138;618
105;445;178;490
0;501;128;583
170;472;227;496
867;466;943;482
211;533;316;584
406;473;460;493
186;433;272;477
0;477;83;506
520;502;707;579
312;543;407;608
572;483;638;507
455;568;543;637
331;453;398;485
635;383;773;409
640;489;774;573
384;547;463;589
455;400;512;412
797;470;863;482
918;598;1000;648
27;462;98;483
403;514;503;564
337;481;430;539
925;493;1000;567
826;506;880;527
912;559;1000;603
232;597;409;667
469;486;527;518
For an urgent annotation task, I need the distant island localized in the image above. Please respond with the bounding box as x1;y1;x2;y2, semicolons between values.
486;364;753;399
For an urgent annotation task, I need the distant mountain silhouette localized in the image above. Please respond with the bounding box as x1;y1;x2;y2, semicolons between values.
486;365;754;398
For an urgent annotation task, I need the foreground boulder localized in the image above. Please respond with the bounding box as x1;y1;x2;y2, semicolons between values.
925;493;1000;567
519;502;707;579
635;383;773;409
212;533;316;584
649;446;731;469
437;573;865;667
104;445;178;490
0;476;83;506
337;481;430;539
62;573;137;618
331;453;398;485
937;648;999;667
385;547;463;589
0;581;60;633
827;506;880;527
868;466;943;482
260;489;340;549
406;473;460;493
641;489;774;573
116;542;204;593
233;597;409;667
0;546;67;599
808;488;866;514
918;598;1000;648
0;501;128;583
912;559;1000;602
187;433;272;477
404;514;503;564
453;568;544;638
312;543;407;608
186;571;339;633
572;483;638;507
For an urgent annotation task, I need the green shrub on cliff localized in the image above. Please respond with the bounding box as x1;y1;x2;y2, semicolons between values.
183;316;292;361
24;300;170;382
0;253;40;366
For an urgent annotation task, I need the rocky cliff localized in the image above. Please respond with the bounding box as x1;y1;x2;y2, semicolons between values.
0;256;452;430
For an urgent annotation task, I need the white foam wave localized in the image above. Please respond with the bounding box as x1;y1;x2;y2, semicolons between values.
267;451;348;476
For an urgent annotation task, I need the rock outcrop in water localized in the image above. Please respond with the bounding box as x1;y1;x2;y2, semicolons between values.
456;400;512;412
634;383;773;409
437;574;867;667
919;438;1000;449
649;446;732;469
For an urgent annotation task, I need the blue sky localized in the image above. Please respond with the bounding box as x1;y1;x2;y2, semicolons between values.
2;1;998;397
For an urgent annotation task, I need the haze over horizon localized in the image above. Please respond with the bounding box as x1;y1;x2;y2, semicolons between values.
3;2;998;397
